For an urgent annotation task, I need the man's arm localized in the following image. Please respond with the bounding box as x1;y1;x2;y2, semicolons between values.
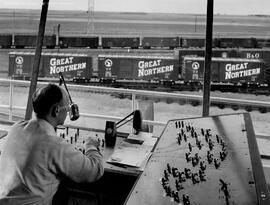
49;136;104;183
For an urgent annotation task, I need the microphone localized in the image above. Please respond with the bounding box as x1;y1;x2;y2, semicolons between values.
69;103;80;121
133;110;142;134
59;72;80;121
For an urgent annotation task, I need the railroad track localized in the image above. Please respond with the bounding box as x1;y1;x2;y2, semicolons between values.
7;77;270;114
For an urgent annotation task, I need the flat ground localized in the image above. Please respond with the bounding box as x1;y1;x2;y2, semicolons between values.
1;9;270;37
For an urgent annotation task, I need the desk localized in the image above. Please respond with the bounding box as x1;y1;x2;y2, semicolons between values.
56;126;157;176
54;126;158;205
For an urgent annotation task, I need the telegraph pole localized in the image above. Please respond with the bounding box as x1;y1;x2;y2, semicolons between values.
194;15;197;33
25;0;49;120
87;0;95;35
202;0;214;117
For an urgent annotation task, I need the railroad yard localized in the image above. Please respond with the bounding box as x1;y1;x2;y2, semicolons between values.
0;9;270;136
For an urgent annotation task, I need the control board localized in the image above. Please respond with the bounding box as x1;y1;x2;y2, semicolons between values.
55;126;144;176
56;126;106;154
125;113;270;205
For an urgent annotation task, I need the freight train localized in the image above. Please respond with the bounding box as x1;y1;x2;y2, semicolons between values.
8;49;270;93
1;33;270;49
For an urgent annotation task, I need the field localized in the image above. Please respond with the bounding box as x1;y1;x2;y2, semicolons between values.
1;9;270;37
0;9;270;136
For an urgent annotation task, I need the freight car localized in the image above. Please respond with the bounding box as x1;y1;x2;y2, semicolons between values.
181;56;268;91
2;33;270;49
8;51;92;80
98;54;179;83
141;37;180;49
181;37;205;48
101;37;140;49
13;34;56;49
0;34;12;48
213;37;258;48
59;36;99;48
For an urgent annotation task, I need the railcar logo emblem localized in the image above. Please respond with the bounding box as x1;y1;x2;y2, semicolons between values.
105;59;113;67
192;62;200;70
15;56;24;65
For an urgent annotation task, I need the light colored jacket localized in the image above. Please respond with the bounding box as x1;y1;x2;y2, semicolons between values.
0;118;104;205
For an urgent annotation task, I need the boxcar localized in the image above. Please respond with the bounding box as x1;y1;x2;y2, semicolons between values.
141;37;180;49
59;36;99;48
216;38;257;48
9;52;92;80
256;38;270;48
181;56;266;84
180;37;205;48
98;54;179;81
0;34;12;48
101;37;140;49
14;34;56;48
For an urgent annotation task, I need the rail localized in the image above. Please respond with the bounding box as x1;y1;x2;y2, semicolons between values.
1;78;270;127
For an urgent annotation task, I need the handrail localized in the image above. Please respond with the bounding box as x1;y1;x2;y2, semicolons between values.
1;78;270;128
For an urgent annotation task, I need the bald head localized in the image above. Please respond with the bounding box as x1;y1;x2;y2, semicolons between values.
32;84;68;119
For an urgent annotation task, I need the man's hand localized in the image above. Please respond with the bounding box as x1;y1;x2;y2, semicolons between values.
85;135;100;149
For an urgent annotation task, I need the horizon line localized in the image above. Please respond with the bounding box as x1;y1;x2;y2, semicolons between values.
1;8;270;17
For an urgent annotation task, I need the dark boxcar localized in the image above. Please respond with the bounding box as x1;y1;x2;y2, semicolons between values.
256;38;270;48
14;34;56;48
178;48;241;67
59;36;99;48
101;37;140;49
0;34;12;48
98;54;179;81
180;37;205;48
9;52;92;80
8;51;42;78
217;38;257;48
182;56;265;84
141;37;180;49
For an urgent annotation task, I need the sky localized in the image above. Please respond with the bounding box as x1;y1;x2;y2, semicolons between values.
1;0;270;15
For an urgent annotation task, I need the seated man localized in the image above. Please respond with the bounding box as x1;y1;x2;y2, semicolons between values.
0;83;104;205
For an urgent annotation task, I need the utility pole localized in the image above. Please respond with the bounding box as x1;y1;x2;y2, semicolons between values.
87;0;95;35
202;0;214;117
25;0;49;120
194;15;197;33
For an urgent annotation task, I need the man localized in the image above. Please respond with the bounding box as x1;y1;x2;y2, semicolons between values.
0;83;104;205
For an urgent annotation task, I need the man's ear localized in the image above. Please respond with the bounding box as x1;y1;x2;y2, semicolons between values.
51;105;59;117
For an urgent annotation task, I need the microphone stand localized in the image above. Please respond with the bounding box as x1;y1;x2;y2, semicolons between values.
59;72;80;121
59;72;74;104
116;111;135;129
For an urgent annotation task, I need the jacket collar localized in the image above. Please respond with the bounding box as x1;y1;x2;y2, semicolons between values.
30;116;56;136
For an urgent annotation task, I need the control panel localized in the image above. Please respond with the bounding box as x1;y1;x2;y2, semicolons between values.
55;126;143;176
56;126;106;154
125;113;270;205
